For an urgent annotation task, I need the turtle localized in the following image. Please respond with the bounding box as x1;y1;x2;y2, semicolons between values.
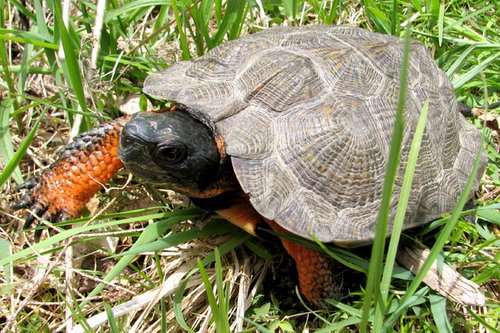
14;25;486;305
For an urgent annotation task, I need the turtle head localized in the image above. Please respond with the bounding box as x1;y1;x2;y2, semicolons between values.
118;111;222;196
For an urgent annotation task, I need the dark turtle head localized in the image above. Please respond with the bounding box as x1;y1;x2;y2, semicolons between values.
118;111;222;196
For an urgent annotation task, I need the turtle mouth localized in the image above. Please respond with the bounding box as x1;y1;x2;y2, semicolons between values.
118;146;184;186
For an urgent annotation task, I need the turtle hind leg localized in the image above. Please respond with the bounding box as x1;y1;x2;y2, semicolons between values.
279;236;344;306
266;221;344;306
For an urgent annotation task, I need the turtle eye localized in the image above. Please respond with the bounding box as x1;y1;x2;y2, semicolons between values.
155;145;188;164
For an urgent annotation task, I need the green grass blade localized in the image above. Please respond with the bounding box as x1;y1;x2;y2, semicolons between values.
201;0;215;25
0;237;12;295
390;0;398;35
0;12;16;97
451;53;499;89
15;30;37;108
374;100;429;331
241;317;273;333
443;16;488;42
174;233;250;331
244;239;272;260
383;287;429;329
326;299;362;318
189;4;210;54
104;0;172;23
59;291;92;332
115;221;235;256
214;0;222;25
1;210;195;267
360;25;412;333
324;0;340;25
173;277;196;333
0;30;59;49
33;0;61;98
196;0;216;49
52;0;88;117
199;233;251;267
211;0;247;44
476;205;500;225
283;0;297;23
6;0;36;20
152;3;171;32
227;0;247;41
0;99;24;186
198;257;221;325
214;248;230;332
426;0;440;30
171;0;190;60
315;317;361;333
105;302;120;333
315;238;368;273
444;45;475;77
466;307;499;332
363;0;391;34
437;2;444;46
429;294;452;333
0;102;44;188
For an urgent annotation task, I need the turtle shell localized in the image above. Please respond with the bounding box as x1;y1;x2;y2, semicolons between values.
143;25;486;246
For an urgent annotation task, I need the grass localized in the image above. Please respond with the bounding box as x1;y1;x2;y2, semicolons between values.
1;0;499;332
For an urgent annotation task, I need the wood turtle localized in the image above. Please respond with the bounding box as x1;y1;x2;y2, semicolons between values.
14;25;486;305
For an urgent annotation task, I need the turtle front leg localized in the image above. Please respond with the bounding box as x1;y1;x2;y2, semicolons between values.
13;116;130;227
267;221;342;306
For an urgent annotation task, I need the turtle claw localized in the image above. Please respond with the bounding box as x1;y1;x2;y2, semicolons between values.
11;195;35;210
17;177;41;191
14;179;59;229
23;204;49;230
23;212;37;230
24;207;68;240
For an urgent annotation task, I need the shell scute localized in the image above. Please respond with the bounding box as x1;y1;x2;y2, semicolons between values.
240;51;325;112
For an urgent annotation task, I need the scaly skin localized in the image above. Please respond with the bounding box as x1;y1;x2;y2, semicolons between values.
14;116;130;226
267;220;342;305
